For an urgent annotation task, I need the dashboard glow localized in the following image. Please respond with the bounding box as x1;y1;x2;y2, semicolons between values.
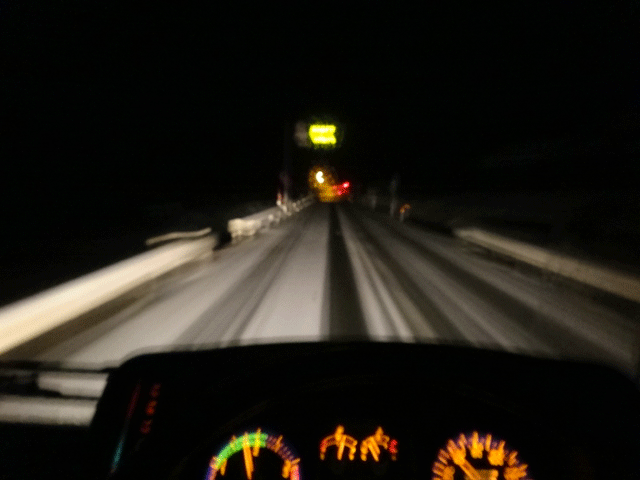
432;432;530;480
320;425;397;463
320;425;357;461
360;427;397;462
206;430;300;480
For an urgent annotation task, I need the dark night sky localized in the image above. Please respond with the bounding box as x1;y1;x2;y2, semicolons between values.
1;1;638;219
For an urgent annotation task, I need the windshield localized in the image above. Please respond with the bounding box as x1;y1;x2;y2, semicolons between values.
1;2;639;386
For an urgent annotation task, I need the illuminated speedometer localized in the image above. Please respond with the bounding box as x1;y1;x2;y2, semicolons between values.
431;431;531;480
205;429;300;480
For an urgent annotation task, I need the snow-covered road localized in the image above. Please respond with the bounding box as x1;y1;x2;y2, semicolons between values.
25;203;640;377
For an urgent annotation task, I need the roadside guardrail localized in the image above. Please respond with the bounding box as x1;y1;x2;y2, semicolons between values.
454;227;640;303
0;196;315;355
0;235;217;355
145;227;212;246
228;196;314;241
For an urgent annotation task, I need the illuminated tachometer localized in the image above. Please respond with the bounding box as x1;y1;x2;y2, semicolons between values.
205;429;300;480
432;431;531;480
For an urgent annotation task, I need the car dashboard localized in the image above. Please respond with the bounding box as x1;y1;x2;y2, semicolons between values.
88;342;640;480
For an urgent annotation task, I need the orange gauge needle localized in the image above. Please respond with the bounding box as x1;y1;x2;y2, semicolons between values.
243;435;254;480
459;459;481;480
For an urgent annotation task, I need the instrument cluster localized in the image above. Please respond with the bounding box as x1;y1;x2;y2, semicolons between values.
162;371;549;480
88;343;640;480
